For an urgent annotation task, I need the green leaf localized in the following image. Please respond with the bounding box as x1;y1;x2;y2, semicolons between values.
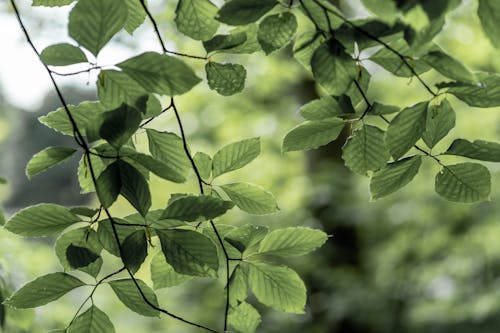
478;0;500;48
228;302;261;333
217;0;278;25
423;50;475;83
97;70;147;109
422;99;456;148
109;279;159;317
0;177;6;184
26;146;77;179
97;218;141;257
293;31;326;72
193;152;212;180
161;194;234;222
435;163;491;202
5;273;85;309
68;305;115;333
126;153;186;183
370;39;430;77
124;0;147;35
258;227;328;257
229;265;248;305
40;43;87;66
212;137;260;178
5;204;82;237
78;152;114;193
117;52;201;96
282;118;345;152
361;0;397;24
156;229;219;277
247;262;306;313
257;13;298;54
370;156;422;199
205;62;247;96
66;245;100;269
220;182;278;215
55;228;103;277
203;32;247;54
95;162;121;209
68;0;127;56
122;230;148;274
445;139;500;161
385;101;428;159
311;39;356;95
446;73;500;107
225;225;269;254
118;161;151;217
175;0;219;41
150;252;192;289
99;105;141;149
146;129;190;178
32;0;74;6
300;95;347;120
342;125;390;176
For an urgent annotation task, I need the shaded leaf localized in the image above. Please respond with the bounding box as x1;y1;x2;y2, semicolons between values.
212;137;260;178
300;95;346;120
66;245;99;269
97;70;147;109
26;146;77;179
478;0;500;48
124;0;147;34
146;129;190;179
32;0;75;6
423;49;475;83
282;118;345;152
203;32;247;54
175;0;219;40
446;73;500;107
206;62;246;96
122;230;148;273
40;43;87;66
150;252;192;289
68;305;115;333
126;153;186;183
118;160;151;217
258;12;297;54
99;105;141;149
228;302;261;333
161;194;234;222
95;162;121;209
445;139;500;162
435;163;491;202
220;182;278;215
217;0;278;25
193;152;212;180
422;99;455;148
370;156;422;199
109;279;159;317
225;225;269;254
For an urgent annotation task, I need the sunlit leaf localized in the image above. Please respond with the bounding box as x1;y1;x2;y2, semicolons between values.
422;99;455;148
175;0;219;41
445;139;500;161
40;43;87;66
97;70;147;109
67;305;115;333
26;146;77;179
109;279;159;317
478;0;500;48
219;182;278;215
258;12;297;54
258;227;328;257
161;194;234;222
370;156;422;199
212;137;260;178
217;0;278;25
124;0;147;35
206;62;246;96
282;118;345;152
435;163;491;202
150;252;192;289
228;302;261;333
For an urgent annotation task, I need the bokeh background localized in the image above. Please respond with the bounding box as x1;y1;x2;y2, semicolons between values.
1;0;500;332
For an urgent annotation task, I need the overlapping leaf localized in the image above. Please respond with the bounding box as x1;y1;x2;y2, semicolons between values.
109;279;159;317
435;163;491;202
175;0;219;40
282;118;345;152
370;156;422;199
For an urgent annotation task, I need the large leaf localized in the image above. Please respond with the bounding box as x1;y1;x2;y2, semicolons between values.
150;252;192;289
146;129;190;179
258;227;328;257
156;229;219;277
370;156;422;199
68;0;127;56
224;225;269;254
370;40;430;77
311;39;356;95
124;0;147;35
282;118;345;152
126;153;186;183
342;125;390;176
40;43;87;66
435;163;491;202
422;99;456;148
99;105;141;149
445;139;500;161
217;0;278;25
4;273;85;309
175;0;219;41
219;182;278;215
257;12;297;54
212;137;260;178
5;204;82;237
122;230;148;273
385;101;428;159
446;73;500;107
26;146;77;179
300;95;347;120
478;0;500;48
68;306;115;333
228;302;261;333
423;50;475;83
118;161;151;217
247;262;306;313
205;62;246;96
109;279;159;317
117;52;201;96
161;194;234;222
97;70;147;109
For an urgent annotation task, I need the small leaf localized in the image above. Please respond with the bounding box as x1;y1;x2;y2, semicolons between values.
282;118;345;152
99;105;141;149
445;139;500;161
385;101;428;159
40;43;87;66
219;182;278;215
435;163;491;202
67;305;115;333
118;161;151;217
156;229;219;277
32;0;75;6
258;227;328;257
257;12;298;54
124;0;147;34
161;194;234;222
95;162;121;209
66;244;100;269
117;52;201;96
150;252;192;289
175;0;219;41
5;204;82;237
423;49;475;83
228;302;261;333
370;156;422;199
193;152;212;180
203;32;247;54
122;230;148;273
212;137;260;178
247;262;306;313
5;273;85;309
205;62;246;96
109;279;159;317
478;0;500;48
422;99;456;148
26;146;77;179
217;0;278;25
342;125;390;176
69;0;127;56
